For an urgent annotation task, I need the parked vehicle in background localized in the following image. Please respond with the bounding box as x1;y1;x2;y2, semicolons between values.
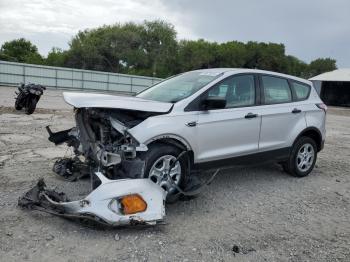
15;83;46;114
52;68;327;198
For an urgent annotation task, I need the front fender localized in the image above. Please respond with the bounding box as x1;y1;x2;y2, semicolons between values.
144;133;193;150
128;114;198;154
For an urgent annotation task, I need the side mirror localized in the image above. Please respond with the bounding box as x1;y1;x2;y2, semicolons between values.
202;96;226;110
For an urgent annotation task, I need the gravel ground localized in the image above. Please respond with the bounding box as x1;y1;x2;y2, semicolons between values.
0;86;349;261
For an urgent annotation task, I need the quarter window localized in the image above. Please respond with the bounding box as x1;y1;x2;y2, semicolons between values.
262;76;292;104
207;75;255;108
291;81;310;100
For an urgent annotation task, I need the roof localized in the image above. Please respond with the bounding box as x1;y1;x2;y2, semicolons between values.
192;68;311;85
309;69;350;82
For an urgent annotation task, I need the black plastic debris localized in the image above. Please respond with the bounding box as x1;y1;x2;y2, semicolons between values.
18;179;69;213
52;157;90;181
232;245;240;253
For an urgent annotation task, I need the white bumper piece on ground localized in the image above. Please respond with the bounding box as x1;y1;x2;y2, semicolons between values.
19;172;166;226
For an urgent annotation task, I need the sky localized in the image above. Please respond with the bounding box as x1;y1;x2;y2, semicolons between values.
0;0;349;67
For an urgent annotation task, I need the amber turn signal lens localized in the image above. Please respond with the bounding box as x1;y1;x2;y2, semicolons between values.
120;194;147;215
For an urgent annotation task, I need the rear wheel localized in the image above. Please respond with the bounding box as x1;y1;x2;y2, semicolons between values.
15;92;25;110
139;143;188;200
283;136;317;177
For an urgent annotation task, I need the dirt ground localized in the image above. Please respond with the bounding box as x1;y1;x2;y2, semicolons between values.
0;86;349;261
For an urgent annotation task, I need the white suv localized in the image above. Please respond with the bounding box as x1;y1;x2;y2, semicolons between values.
61;68;326;194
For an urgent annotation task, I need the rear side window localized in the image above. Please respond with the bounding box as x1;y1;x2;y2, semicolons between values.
262;76;292;104
291;81;311;100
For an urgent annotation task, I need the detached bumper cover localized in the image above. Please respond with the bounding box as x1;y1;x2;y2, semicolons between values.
19;172;166;226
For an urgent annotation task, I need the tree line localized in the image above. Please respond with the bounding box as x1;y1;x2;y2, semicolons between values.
0;20;336;79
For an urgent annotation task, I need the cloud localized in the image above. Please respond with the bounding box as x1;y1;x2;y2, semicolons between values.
161;0;350;67
0;0;349;67
0;0;196;54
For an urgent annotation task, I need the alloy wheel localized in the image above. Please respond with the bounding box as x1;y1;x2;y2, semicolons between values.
296;143;315;172
149;155;182;193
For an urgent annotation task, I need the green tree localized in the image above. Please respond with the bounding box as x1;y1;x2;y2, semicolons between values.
285;55;308;78
64;20;178;77
65;28;108;71
306;58;337;78
45;47;67;67
138;20;178;77
0;38;43;64
216;41;247;68
178;39;219;72
244;42;287;72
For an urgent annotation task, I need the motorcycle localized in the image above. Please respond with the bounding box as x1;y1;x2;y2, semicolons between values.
15;83;46;115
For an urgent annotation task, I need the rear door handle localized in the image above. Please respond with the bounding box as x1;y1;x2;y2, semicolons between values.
292;108;302;114
245;113;258;119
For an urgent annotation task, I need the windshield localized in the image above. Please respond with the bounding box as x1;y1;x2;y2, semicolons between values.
137;71;223;103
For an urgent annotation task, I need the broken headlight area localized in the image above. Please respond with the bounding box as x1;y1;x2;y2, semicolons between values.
47;108;149;182
18;172;166;226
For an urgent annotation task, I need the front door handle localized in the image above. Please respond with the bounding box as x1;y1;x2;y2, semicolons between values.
186;121;197;127
292;108;302;114
245;113;258;119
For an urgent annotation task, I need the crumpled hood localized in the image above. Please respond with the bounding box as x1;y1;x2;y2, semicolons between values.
63;92;173;113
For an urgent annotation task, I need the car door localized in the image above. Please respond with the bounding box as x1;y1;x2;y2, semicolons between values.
258;74;307;152
193;74;261;163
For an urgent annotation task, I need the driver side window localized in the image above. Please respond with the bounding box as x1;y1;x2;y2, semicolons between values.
207;74;256;109
208;83;229;98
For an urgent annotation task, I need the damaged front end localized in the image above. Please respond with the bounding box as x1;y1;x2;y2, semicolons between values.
19;92;200;226
19;172;166;226
47;107;155;181
27;104;169;226
18;92;216;226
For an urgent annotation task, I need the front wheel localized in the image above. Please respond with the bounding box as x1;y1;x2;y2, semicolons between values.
283;136;317;177
25;96;38;115
139;143;188;199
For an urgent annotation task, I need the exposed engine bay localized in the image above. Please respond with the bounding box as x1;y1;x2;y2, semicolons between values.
18;107;171;226
47;108;157;182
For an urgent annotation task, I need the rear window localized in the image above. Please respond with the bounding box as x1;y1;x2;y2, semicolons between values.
291;81;311;100
262;76;292;104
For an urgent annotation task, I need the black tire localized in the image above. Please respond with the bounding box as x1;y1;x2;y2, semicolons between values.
15;93;25;110
283;136;317;177
139;143;188;199
25;97;38;115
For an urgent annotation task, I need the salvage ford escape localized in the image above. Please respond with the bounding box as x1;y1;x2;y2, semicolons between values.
50;68;326;197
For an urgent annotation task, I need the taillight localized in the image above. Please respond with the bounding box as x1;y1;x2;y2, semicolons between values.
316;103;327;112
